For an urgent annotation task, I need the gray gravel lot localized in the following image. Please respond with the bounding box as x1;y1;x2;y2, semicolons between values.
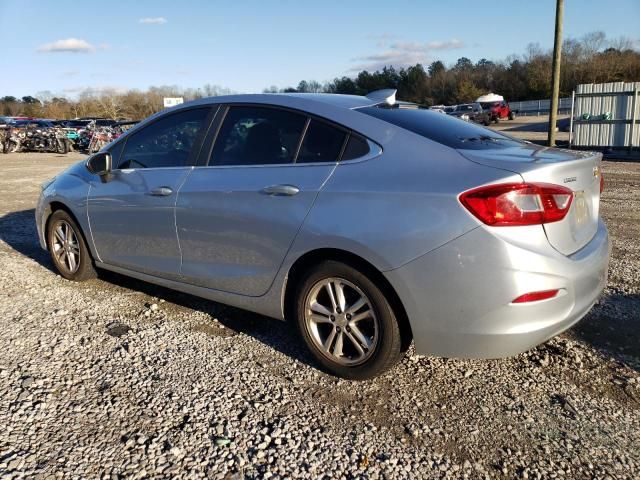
0;151;638;479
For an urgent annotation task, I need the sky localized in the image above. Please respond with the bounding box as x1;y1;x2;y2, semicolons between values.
0;0;639;98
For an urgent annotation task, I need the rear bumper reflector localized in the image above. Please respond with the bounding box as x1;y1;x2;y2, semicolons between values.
511;289;560;304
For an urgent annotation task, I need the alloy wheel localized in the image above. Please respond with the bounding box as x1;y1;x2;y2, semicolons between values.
51;220;81;274
304;277;379;366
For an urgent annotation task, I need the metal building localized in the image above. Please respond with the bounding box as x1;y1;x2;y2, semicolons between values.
570;81;639;150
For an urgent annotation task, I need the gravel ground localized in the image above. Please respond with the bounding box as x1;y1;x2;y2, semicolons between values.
489;114;570;146
0;151;638;479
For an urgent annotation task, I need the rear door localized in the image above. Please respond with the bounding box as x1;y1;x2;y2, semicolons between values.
88;107;213;278
176;105;347;296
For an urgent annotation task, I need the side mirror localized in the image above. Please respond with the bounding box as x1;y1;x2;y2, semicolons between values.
86;152;112;182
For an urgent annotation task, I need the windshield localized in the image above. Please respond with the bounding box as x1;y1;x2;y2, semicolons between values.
359;106;523;150
480;102;499;110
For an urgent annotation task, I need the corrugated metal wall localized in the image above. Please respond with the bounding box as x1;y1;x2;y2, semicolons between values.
510;97;572;116
572;81;639;148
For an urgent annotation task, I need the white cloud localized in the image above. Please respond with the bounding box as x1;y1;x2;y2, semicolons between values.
37;38;95;53
351;38;465;71
139;17;167;25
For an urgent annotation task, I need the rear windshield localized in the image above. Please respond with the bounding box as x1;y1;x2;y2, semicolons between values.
359;106;523;150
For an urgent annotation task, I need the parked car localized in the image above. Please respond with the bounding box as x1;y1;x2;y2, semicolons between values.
36;90;610;379
479;100;515;122
62;120;92;129
74;117;118;127
557;117;572;132
450;103;491;125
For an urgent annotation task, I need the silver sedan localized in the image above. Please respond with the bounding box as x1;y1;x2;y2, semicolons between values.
36;90;610;379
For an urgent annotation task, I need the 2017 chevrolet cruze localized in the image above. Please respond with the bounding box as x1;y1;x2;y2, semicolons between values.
36;90;610;379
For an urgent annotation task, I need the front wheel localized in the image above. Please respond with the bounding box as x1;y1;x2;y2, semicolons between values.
294;261;405;380
46;210;96;281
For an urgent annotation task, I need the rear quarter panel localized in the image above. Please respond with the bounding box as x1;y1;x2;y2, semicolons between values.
286;127;524;272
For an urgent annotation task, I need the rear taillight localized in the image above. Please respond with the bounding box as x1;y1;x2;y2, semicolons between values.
459;183;573;226
600;173;604;193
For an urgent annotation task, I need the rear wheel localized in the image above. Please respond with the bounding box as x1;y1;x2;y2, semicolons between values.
493;116;500;124
294;261;405;379
46;210;96;281
508;111;516;120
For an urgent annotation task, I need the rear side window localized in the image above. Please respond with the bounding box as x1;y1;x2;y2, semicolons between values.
118;108;209;169
359;107;523;150
342;134;370;160
211;106;306;166
298;119;347;163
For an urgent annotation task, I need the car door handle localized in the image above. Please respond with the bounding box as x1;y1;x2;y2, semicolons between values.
261;184;300;196
149;186;174;196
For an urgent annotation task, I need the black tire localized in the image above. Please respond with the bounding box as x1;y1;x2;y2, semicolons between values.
294;260;405;380
508;111;516;120
56;139;68;154
46;210;96;281
493;116;499;124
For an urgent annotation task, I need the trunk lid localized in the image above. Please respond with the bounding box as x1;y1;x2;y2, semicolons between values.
459;144;602;256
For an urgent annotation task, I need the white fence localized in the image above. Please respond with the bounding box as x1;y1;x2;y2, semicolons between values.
571;81;639;149
510;97;572;116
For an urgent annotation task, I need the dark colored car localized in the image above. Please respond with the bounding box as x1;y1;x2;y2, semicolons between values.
480;100;515;122
450;103;491;126
63;120;92;129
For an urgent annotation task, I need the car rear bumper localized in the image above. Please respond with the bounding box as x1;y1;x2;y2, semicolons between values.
384;219;610;358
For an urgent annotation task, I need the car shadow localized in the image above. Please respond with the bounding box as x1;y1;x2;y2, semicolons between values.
570;292;640;372
96;267;317;369
0;208;318;370
0;208;56;272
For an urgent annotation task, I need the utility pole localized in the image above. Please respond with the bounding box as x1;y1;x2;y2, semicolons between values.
548;0;564;146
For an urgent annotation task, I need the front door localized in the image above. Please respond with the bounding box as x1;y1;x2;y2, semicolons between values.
88;107;212;278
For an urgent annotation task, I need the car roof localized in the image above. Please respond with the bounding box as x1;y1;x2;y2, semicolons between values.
118;90;412;148
182;93;381;110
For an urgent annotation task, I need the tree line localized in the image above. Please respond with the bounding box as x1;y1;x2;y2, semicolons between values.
280;32;640;105
1;31;638;120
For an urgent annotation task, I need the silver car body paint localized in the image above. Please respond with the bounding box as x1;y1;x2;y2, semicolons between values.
36;93;610;358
